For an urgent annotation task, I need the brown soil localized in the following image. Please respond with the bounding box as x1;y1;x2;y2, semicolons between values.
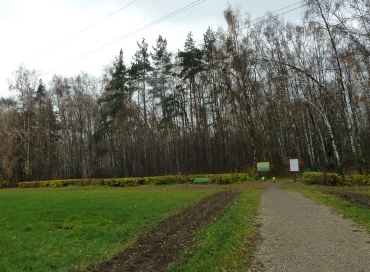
87;189;239;272
334;191;370;208
317;187;370;208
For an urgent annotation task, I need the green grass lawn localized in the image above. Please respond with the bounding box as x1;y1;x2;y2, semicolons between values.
169;189;262;272
0;186;214;271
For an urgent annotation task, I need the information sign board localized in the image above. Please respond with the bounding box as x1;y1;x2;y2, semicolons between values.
257;162;270;172
289;159;299;172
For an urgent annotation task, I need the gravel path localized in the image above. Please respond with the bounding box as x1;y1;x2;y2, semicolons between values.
253;182;370;272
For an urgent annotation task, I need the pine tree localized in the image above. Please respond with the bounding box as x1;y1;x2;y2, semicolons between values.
99;49;132;177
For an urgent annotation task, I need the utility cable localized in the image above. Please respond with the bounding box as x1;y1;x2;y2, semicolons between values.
249;0;305;24
42;0;206;76
187;0;308;46
25;0;138;64
248;3;308;29
73;0;101;15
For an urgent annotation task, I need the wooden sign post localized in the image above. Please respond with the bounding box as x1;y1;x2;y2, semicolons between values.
257;162;270;181
289;159;299;182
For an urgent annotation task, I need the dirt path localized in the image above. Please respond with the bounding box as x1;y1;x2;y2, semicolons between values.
88;190;239;272
253;182;370;271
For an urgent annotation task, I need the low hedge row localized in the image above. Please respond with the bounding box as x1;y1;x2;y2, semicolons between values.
18;178;146;188
303;172;370;186
193;173;250;184
16;173;252;188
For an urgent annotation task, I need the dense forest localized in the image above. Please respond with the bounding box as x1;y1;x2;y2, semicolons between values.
0;0;369;182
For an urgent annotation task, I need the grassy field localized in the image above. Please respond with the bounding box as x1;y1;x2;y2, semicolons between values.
0;186;215;271
283;182;370;231
169;189;262;272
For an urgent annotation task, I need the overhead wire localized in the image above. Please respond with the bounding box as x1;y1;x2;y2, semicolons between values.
187;0;308;46
213;0;339;50
41;0;308;76
24;0;138;64
249;0;306;25
247;2;308;29
42;0;206;76
73;0;101;15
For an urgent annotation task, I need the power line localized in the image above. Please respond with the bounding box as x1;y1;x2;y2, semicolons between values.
249;0;305;24
73;0;101;15
248;3;308;29
188;0;307;46
25;0;138;64
42;0;206;76
41;0;307;76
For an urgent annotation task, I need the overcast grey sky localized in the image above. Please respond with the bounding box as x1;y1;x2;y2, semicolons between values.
0;0;305;98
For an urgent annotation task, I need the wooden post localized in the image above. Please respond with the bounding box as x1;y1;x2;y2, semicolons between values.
290;159;299;182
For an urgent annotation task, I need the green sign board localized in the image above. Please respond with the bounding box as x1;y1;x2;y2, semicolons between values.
257;162;270;172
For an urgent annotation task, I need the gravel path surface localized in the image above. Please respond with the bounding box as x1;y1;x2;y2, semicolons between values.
253;182;370;272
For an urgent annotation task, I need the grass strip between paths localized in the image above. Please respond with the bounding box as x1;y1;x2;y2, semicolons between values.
169;189;262;272
283;182;370;231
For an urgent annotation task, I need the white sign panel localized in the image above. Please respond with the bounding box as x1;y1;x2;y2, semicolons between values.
290;159;299;172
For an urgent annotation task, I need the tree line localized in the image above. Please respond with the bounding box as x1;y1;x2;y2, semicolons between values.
0;0;369;182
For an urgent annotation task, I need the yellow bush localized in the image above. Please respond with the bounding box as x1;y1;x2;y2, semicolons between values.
303;172;323;185
18;182;40;188
344;174;368;186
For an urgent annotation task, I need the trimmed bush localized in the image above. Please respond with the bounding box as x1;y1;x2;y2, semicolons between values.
190;173;250;184
147;175;190;185
303;172;323;185
324;173;341;186
14;172;253;189
245;166;259;181
344;174;368;186
148;176;169;185
18;181;41;188
0;180;10;188
167;175;191;184
232;173;250;182
91;179;105;186
39;181;51;187
303;172;370;186
210;174;233;184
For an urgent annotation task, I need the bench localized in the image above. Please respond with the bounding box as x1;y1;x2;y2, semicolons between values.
194;177;209;184
303;168;318;172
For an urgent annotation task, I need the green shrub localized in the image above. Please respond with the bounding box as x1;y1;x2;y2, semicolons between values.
98;177;142;187
40;180;51;187
324;173;341;186
91;179;104;186
303;172;342;186
70;179;90;186
106;179;121;187
18;181;40;188
136;177;147;185
12;172;252;189
148;176;169;185
303;172;323;185
210;174;233;184
209;174;222;184
0;180;9;188
240;173;250;181
344;174;368;186
121;178;139;187
151;175;189;185
167;175;191;184
51;180;69;187
232;173;250;182
245;166;259;180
